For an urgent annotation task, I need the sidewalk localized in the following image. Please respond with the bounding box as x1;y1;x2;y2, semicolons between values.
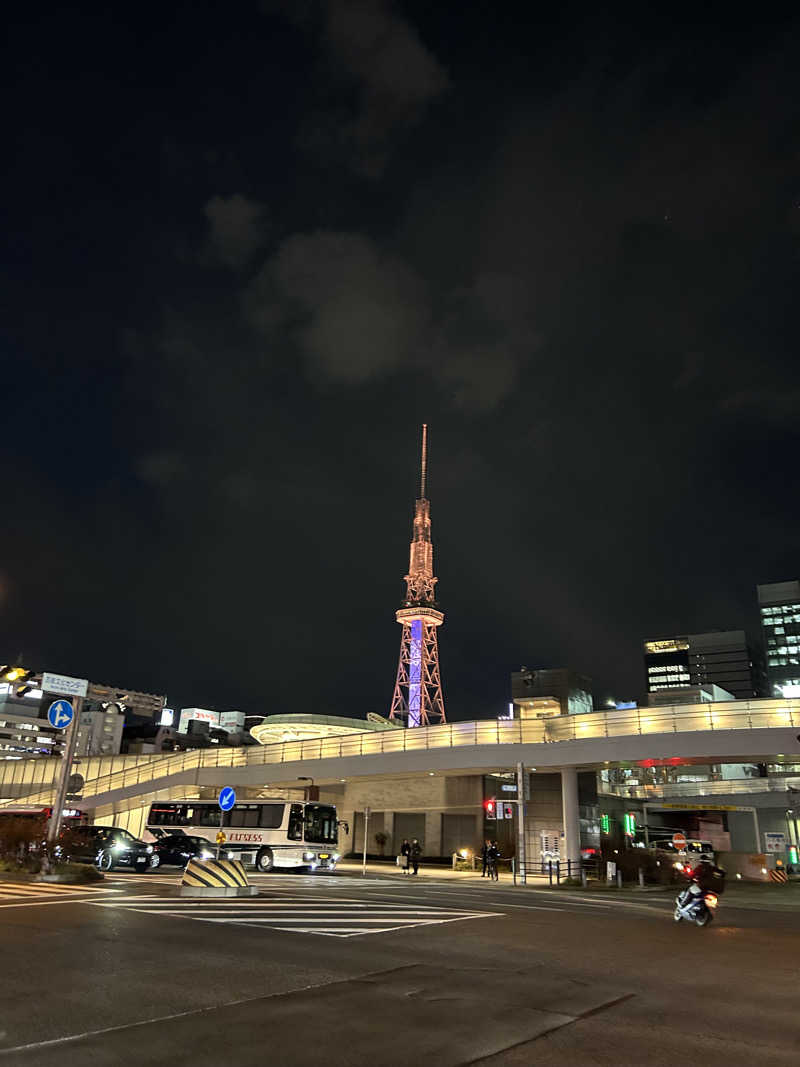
335;860;800;910
336;859;534;884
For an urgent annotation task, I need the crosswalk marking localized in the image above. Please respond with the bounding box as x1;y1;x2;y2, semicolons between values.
0;880;117;904
88;894;501;938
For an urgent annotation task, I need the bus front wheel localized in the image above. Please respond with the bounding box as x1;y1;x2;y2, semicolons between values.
256;848;274;873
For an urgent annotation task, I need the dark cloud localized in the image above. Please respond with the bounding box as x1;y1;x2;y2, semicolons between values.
136;450;188;488
267;0;449;175
203;194;269;268
244;231;535;408
244;230;428;383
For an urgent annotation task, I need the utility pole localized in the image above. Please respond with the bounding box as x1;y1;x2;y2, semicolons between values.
362;806;370;876
47;695;83;847
516;761;527;885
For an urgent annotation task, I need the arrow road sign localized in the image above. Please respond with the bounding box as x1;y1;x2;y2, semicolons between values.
47;699;74;730
218;787;236;812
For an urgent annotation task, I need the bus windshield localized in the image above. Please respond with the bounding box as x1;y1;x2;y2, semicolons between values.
304;804;338;845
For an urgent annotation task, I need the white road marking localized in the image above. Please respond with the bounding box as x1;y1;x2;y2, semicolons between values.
87;894;501;938
0;881;120;907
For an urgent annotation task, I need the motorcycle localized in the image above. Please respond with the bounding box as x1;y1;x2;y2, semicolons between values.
673;876;719;927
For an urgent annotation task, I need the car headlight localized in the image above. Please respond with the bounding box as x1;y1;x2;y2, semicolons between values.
200;851;213;860
303;851;315;862
146;845;153;854
332;853;340;861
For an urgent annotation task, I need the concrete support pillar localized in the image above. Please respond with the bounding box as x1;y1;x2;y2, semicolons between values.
561;767;581;866
424;810;442;857
341;812;356;857
384;811;395;855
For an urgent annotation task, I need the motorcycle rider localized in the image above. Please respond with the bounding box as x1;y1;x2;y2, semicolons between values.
678;852;723;912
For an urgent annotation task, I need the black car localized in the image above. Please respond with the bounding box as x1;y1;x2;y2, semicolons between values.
63;825;153;873
148;834;214;869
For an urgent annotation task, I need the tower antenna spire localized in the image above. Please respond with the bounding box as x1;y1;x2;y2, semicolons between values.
420;423;428;499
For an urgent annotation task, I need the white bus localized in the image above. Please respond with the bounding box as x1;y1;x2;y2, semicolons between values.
145;800;340;873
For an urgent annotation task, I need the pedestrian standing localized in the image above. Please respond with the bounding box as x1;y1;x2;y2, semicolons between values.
488;840;500;881
400;838;411;875
481;838;491;877
411;838;422;876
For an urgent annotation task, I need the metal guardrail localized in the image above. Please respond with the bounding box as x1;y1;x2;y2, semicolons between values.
1;698;798;808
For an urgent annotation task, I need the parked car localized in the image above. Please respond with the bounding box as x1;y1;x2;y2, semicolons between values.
62;825;153;873
149;834;215;869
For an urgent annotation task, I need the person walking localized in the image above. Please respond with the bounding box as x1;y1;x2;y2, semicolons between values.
488;840;500;881
481;839;492;877
410;838;422;876
400;838;411;875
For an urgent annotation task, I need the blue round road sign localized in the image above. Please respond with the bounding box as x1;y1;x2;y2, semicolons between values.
218;787;236;812
47;699;74;730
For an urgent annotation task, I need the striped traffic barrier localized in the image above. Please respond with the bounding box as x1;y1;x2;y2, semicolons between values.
769;868;789;884
180;858;259;897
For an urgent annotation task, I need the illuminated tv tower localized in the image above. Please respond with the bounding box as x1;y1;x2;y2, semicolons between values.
389;425;446;727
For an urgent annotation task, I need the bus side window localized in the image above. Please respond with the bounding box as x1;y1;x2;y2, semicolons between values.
242;806;260;827
288;804;303;840
230;806;259;827
259;805;282;829
194;805;219;827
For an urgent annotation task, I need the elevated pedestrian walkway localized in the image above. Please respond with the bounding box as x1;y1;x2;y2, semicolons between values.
0;699;798;814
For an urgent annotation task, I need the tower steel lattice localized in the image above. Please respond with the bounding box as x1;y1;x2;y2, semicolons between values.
389;425;446;727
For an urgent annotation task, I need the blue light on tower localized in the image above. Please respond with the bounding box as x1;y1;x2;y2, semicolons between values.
409;618;423;727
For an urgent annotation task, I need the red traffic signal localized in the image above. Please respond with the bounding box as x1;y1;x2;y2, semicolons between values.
484;798;496;819
503;803;514;820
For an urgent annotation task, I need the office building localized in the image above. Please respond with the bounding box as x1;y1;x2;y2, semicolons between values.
0;684;60;759
511;667;593;718
758;580;800;697
74;704;125;757
178;708;247;735
647;683;735;707
643;631;762;701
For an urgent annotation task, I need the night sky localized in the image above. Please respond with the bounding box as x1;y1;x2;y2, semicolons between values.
3;4;799;720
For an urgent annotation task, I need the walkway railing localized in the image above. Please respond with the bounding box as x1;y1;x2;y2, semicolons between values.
1;698;798;808
601;774;800;800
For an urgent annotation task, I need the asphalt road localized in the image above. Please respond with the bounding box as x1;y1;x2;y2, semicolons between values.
0;869;798;1066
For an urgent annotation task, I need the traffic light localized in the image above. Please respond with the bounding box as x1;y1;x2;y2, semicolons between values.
623;812;637;836
484;798;496;819
600;813;610;834
0;665;32;683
